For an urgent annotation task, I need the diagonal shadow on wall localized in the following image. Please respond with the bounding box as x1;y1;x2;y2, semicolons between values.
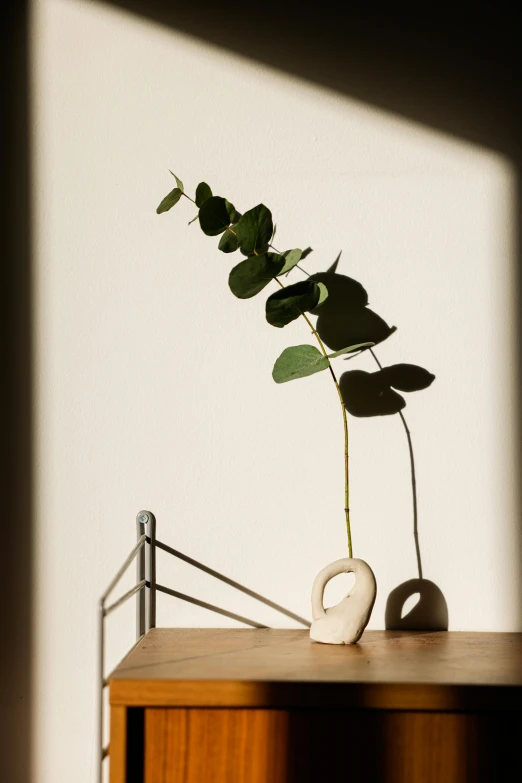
108;1;520;157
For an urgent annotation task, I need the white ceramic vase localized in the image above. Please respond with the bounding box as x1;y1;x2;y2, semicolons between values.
310;558;377;645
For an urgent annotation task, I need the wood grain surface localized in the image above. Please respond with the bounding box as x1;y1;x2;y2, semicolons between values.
145;708;288;783
109;706;127;783
109;629;522;711
143;707;521;783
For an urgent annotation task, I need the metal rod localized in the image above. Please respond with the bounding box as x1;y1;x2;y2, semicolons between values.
101;534;146;602
136;513;147;639
155;538;311;628
155;583;267;628
147;512;157;630
103;580;147;617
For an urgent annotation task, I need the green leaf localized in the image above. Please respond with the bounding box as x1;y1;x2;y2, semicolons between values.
218;228;239;253
195;182;212;207
169;171;184;192
156;187;183;214
316;282;328;306
266;280;321;328
272;345;330;383
188;214;199;225
327;342;374;358
235;204;273;255
229;253;285;299
199;196;231;236
279;248;302;275
225;200;242;223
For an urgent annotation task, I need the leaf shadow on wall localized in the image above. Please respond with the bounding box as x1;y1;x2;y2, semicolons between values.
306;256;449;631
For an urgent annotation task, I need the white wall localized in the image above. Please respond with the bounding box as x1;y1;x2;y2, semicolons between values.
31;0;520;780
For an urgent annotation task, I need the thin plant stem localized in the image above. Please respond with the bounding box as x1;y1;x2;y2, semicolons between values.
197;203;353;556
182;192;197;205
273;281;353;558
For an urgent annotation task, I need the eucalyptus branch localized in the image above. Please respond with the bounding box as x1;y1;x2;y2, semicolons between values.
232;219;351;550
156;176;374;558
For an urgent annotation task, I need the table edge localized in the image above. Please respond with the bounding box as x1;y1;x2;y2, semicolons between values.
109;677;522;712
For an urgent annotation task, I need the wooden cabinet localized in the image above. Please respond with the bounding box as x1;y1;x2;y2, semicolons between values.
109;629;522;782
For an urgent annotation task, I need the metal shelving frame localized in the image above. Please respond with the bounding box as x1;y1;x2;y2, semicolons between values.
98;510;310;782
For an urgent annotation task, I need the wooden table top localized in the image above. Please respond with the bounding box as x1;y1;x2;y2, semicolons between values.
109;628;522;711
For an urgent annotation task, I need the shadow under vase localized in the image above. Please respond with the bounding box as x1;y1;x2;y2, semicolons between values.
385;577;449;631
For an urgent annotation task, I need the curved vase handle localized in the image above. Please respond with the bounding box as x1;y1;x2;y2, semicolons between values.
311;558;357;621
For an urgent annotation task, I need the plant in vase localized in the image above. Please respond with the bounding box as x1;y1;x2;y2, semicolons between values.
156;173;434;644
